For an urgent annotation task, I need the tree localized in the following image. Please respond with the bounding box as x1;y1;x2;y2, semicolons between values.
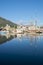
14;25;17;29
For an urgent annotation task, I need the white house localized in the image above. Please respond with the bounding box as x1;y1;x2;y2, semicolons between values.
16;25;29;33
40;26;43;32
28;25;39;30
4;24;10;31
16;25;23;33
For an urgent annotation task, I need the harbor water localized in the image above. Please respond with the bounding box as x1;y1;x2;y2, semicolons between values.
0;33;43;65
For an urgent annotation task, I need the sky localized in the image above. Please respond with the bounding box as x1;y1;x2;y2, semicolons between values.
0;0;43;26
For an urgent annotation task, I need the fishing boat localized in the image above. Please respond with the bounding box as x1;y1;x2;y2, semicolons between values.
36;31;42;34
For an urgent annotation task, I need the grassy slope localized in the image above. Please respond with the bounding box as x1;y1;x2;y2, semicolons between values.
0;17;17;27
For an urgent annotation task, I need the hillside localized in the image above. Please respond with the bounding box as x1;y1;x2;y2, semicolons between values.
0;17;17;27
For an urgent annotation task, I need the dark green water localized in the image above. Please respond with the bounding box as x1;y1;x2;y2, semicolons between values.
0;34;43;65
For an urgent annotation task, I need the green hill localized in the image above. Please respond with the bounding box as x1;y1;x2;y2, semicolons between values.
0;17;17;27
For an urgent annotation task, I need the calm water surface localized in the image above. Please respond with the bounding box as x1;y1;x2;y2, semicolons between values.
0;33;43;65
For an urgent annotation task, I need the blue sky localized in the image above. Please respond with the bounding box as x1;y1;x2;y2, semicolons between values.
0;0;43;25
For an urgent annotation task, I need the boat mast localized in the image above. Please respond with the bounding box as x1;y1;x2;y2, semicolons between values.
35;20;37;32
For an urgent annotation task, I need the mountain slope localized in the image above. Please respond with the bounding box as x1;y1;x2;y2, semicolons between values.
0;17;17;27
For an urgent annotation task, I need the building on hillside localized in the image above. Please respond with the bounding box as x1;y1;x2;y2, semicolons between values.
16;28;23;34
4;24;11;31
40;26;43;32
10;28;17;33
28;25;40;32
16;25;24;33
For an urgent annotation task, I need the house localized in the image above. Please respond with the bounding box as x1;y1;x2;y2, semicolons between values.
4;24;10;31
16;25;24;33
16;28;23;34
40;26;43;32
28;25;40;32
10;28;16;33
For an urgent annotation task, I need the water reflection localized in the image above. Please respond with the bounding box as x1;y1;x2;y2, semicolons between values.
0;33;42;46
0;33;43;65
